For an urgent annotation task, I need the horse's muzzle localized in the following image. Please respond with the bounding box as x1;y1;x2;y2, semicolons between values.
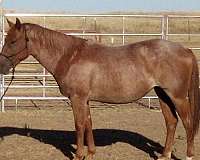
0;55;12;75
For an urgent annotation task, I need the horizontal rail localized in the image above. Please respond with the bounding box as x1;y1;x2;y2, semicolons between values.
167;33;200;36
67;33;163;36
168;15;200;18
189;48;200;50
143;96;158;99
2;96;68;100
2;96;158;100
3;74;52;77
3;73;200;77
20;61;40;64
4;33;163;36
3;85;58;88
5;13;164;18
1;96;159;111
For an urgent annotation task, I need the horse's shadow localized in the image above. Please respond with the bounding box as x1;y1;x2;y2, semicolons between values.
0;127;180;160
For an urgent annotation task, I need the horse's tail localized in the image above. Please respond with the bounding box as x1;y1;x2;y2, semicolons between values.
188;50;200;137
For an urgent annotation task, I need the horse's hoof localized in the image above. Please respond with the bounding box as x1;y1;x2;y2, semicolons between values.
72;156;85;160
85;153;94;160
186;157;193;160
157;156;171;160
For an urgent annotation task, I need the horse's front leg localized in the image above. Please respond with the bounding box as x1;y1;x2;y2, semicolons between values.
85;104;96;160
71;94;95;160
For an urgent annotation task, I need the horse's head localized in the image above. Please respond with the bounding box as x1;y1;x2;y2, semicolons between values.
0;18;29;74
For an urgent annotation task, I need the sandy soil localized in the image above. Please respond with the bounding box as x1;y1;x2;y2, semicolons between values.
0;102;199;160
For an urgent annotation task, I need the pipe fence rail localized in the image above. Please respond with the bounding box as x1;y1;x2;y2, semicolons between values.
0;13;200;111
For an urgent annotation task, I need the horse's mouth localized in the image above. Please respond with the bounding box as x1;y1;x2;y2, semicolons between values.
0;64;12;75
0;68;10;75
0;57;13;75
1;70;10;75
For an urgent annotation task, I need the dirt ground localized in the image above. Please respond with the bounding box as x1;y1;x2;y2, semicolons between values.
0;101;199;160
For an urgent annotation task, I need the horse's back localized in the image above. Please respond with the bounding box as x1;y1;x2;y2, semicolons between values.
86;39;193;62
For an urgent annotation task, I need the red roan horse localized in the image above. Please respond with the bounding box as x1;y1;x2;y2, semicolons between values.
0;18;199;160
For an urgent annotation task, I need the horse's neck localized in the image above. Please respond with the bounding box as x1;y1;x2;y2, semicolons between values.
26;24;84;76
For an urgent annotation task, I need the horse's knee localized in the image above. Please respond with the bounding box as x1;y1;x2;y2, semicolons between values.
75;122;85;132
166;122;177;131
74;115;88;131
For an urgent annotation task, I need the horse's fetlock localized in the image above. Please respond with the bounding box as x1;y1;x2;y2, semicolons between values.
88;145;96;154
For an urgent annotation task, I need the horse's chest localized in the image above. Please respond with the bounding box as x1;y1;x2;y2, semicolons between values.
56;62;95;96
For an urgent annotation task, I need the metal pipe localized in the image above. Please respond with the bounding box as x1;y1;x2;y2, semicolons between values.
5;13;164;18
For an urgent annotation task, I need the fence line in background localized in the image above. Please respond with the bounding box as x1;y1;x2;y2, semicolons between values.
1;13;200;111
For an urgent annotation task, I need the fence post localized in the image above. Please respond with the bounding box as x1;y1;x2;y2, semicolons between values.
82;17;86;39
162;14;168;40
0;74;4;112
42;16;46;97
0;1;4;112
122;16;125;45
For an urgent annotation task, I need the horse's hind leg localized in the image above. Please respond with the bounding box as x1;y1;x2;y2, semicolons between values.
155;87;178;160
157;100;178;160
174;98;194;160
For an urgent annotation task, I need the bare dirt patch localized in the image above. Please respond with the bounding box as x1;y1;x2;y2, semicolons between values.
0;102;199;160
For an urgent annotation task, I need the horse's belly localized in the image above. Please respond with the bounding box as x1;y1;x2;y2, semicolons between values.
90;79;153;103
91;93;144;104
90;61;155;103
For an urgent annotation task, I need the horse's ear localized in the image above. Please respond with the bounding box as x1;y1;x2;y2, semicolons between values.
15;18;21;30
6;18;14;28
